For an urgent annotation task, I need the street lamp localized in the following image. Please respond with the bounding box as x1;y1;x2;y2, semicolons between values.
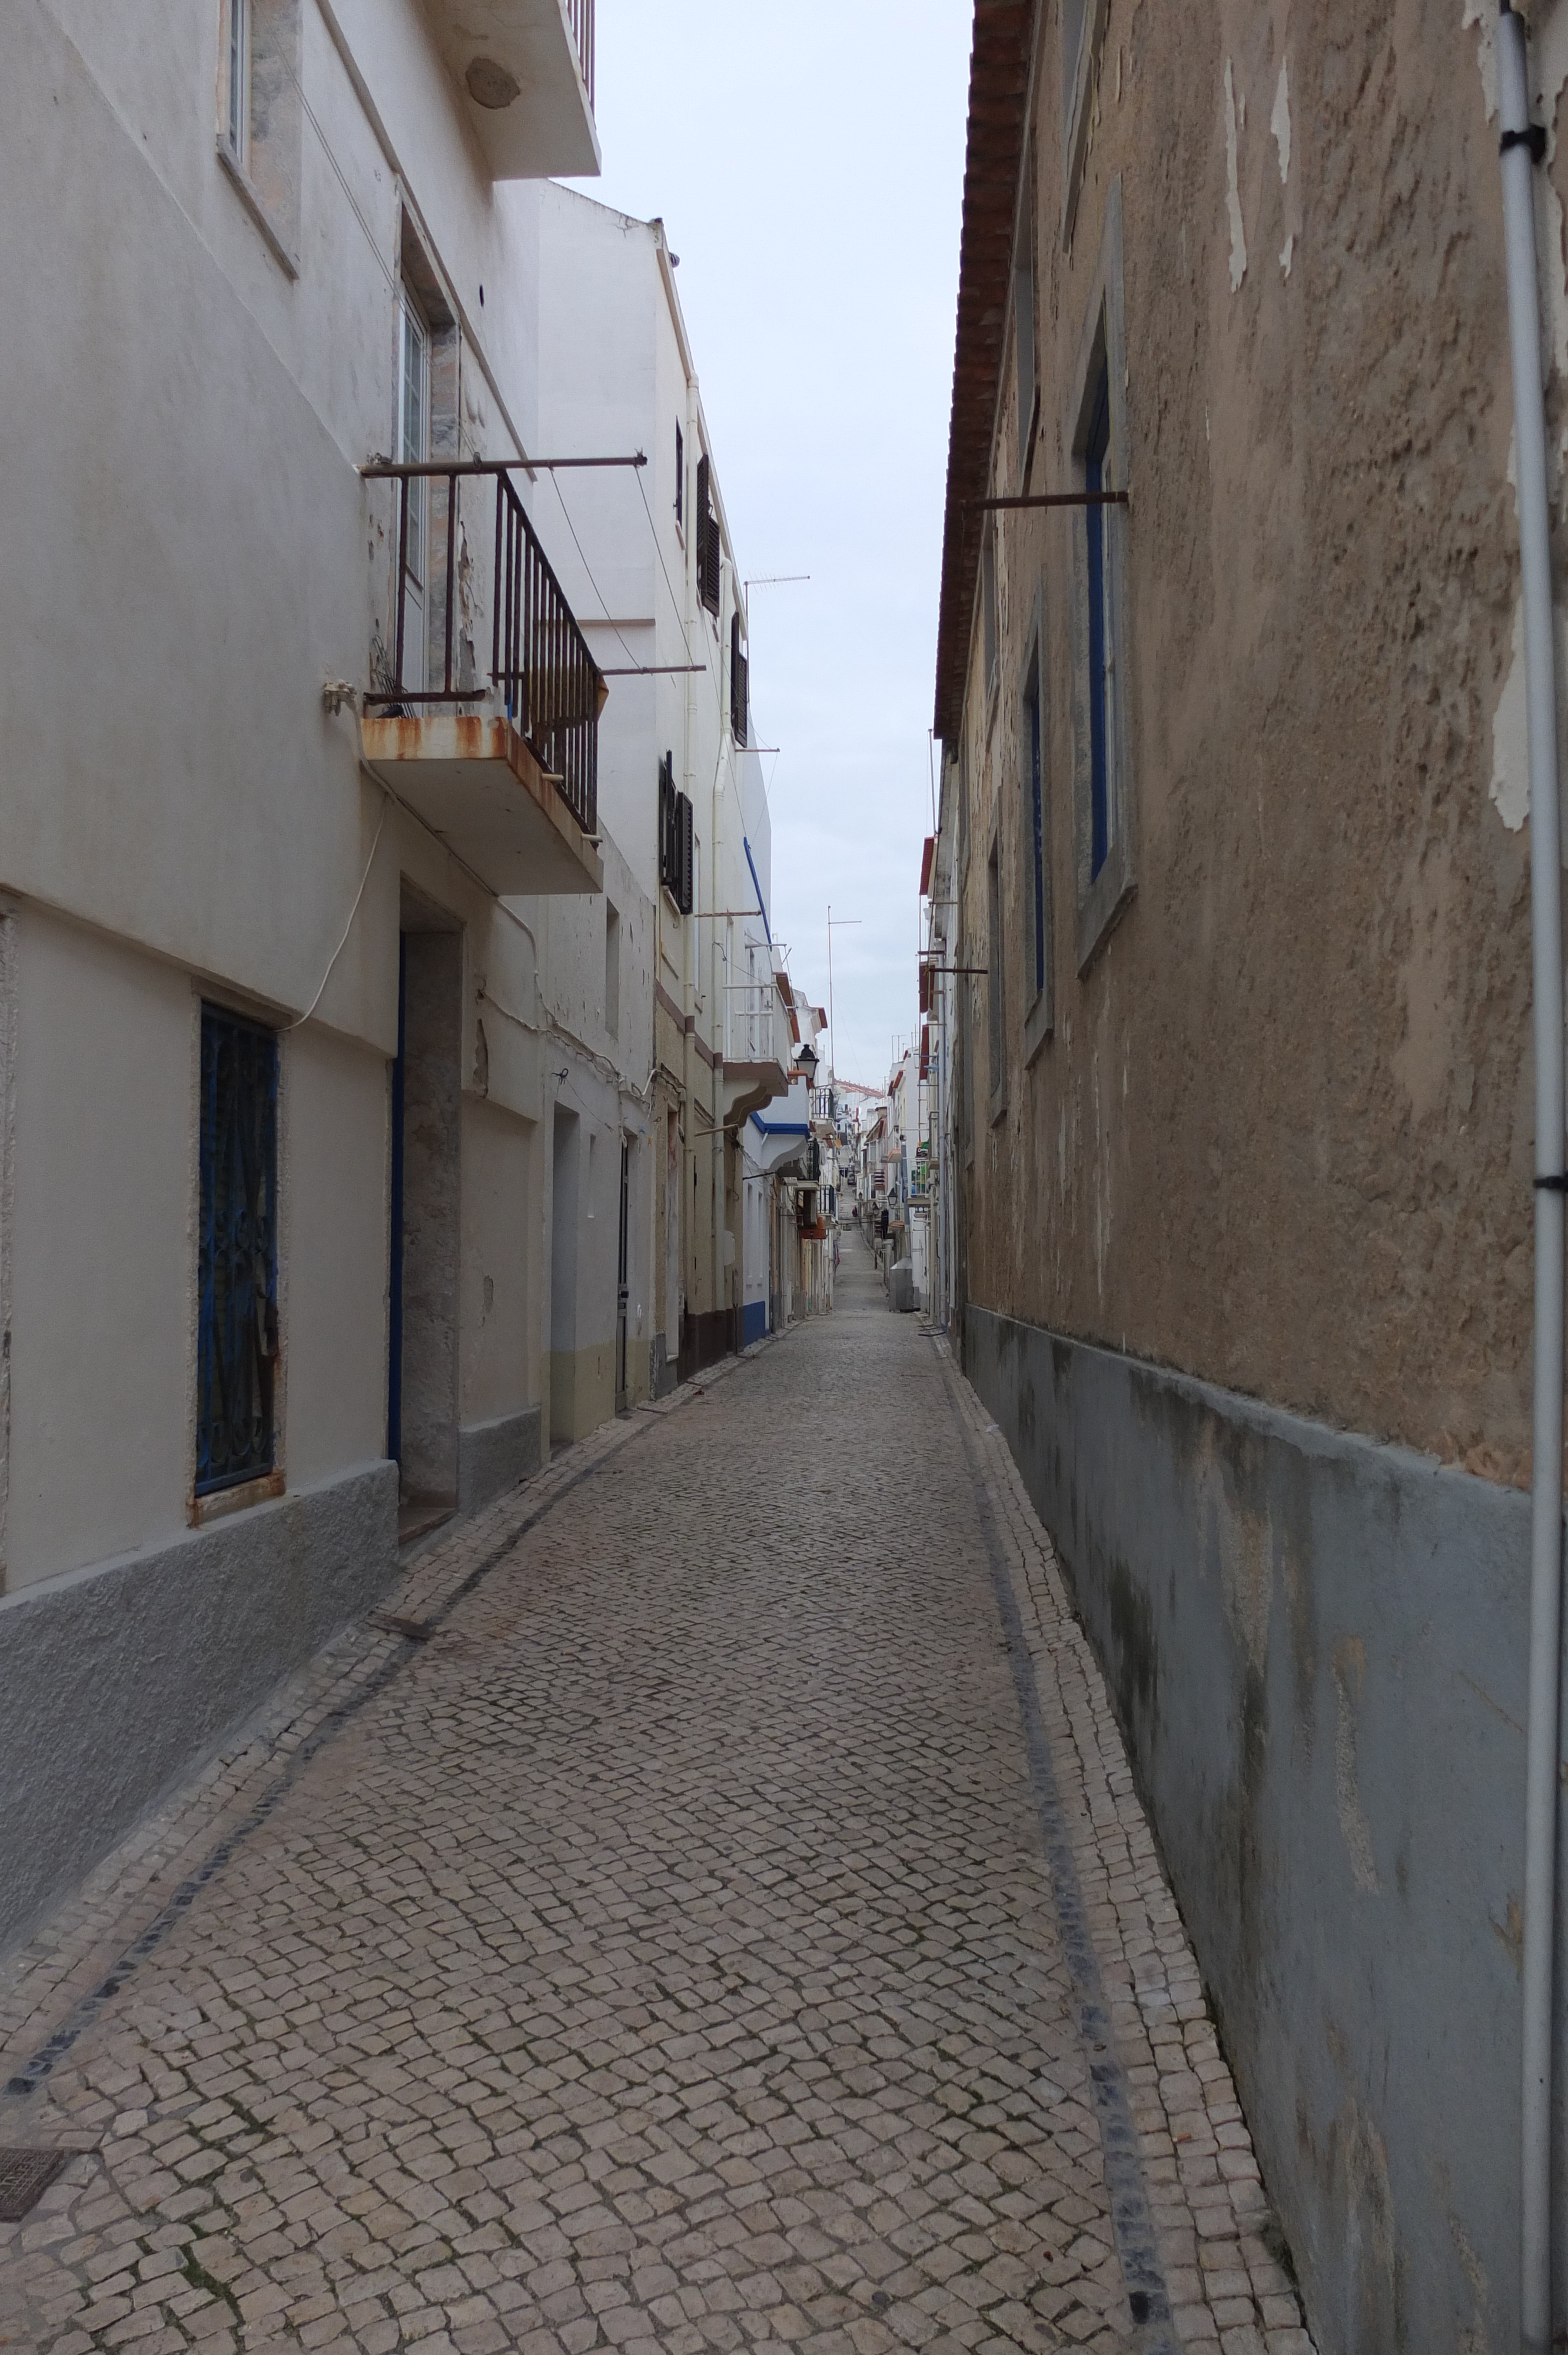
795;1040;819;1085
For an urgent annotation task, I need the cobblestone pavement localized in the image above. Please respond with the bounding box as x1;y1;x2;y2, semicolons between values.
0;1234;1314;2355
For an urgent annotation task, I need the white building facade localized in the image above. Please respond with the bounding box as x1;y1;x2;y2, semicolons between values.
534;186;795;1384
0;0;646;1953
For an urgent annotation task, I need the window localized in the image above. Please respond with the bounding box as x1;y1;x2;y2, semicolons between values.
226;0;250;165
987;840;1005;1109
1061;0;1108;242
217;0;302;273
981;523;998;695
1068;180;1134;973
957;743;969;875
398;281;430;592
695;453;721;616
604;903;620;1039
730;611;749;745
658;751;694;914
1062;0;1089;120
1014;143;1039;479
197;1005;279;1497
675;423;685;527
1021;644;1052;1057
1084;363;1112;881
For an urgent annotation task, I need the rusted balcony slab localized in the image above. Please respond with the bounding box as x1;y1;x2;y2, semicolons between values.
362;713;603;895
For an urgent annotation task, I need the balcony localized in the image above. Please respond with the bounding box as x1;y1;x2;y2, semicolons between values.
420;0;599;180
361;462;604;895
721;976;792;1126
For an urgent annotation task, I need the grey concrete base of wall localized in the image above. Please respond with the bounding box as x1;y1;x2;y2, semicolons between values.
457;1407;542;1517
0;1460;396;1962
964;1304;1562;2355
651;1336;676;1399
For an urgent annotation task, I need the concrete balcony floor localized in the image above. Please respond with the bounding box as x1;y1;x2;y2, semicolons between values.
361;711;603;896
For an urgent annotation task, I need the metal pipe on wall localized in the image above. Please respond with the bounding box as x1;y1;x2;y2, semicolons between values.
1497;11;1567;2348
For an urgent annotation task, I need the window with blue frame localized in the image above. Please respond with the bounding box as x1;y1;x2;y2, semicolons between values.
197;1005;279;1495
1025;655;1047;1001
1084;361;1113;881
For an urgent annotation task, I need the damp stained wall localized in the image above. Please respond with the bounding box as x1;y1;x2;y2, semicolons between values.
955;0;1568;1487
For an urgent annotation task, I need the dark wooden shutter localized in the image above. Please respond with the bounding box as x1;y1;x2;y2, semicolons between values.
678;791;695;914
675;423;683;524
658;750;678;895
730;613;748;744
696;453;720;614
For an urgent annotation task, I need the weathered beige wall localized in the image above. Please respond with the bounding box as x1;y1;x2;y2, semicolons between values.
960;0;1552;1481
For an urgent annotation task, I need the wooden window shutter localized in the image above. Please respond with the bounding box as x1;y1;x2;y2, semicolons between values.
678;791;695;914
730;612;748;744
696;453;720;615
658;751;679;897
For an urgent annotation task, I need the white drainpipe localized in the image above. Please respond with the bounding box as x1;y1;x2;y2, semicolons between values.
1497;11;1567;2348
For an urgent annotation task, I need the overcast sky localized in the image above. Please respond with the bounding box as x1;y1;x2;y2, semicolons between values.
563;1;973;1091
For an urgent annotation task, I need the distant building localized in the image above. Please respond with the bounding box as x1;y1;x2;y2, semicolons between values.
534;186;795;1382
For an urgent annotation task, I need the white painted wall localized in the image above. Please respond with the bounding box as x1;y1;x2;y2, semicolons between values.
283;1025;393;1491
5;909;195;1587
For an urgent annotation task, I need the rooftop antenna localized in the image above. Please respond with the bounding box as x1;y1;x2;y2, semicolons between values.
826;905;861;1085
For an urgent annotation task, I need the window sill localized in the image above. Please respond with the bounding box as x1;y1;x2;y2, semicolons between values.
189;1466;285;1528
1023;988;1054;1067
988;1081;1010;1129
217;139;299;279
1075;852;1135;977
1061;0;1109;251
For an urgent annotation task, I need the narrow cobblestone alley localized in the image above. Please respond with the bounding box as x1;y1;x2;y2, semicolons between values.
0;1238;1311;2355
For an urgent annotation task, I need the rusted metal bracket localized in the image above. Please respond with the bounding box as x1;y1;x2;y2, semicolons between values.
360;454;647;477
963;490;1128;509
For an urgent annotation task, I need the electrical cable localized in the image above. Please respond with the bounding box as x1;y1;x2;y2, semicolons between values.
284;787;390;1030
549;473;645;672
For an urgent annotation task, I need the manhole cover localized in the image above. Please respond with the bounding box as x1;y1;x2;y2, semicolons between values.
0;2148;71;2221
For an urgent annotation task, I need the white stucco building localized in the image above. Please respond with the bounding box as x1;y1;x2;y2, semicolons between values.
534;185;795;1383
0;0;650;1953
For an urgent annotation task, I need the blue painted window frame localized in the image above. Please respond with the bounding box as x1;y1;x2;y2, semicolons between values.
197;1004;279;1496
1026;659;1046;999
1085;363;1112;881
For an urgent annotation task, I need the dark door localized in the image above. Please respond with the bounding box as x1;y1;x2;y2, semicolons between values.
387;937;407;1465
615;1137;630;1412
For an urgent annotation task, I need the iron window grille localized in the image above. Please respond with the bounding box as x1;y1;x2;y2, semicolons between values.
695;453;721;615
730;612;749;745
658;751;694;913
197;1004;279;1496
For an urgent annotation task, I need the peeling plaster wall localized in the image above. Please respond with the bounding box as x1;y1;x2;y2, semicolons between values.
949;1;1568;2346
959;0;1557;1497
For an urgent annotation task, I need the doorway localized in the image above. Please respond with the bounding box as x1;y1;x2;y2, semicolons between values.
615;1136;630;1412
550;1106;580;1445
388;889;461;1541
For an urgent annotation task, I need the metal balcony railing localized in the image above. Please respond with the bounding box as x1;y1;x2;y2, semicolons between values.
363;460;602;837
567;0;594;107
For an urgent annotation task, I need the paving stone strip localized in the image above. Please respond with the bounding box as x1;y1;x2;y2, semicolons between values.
0;1243;1313;2355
